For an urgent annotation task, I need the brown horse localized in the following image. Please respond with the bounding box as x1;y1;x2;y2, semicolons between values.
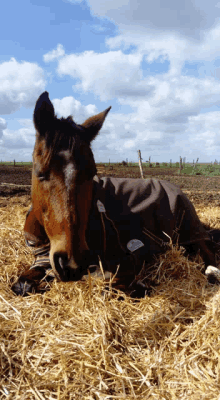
12;92;220;296
28;92;111;281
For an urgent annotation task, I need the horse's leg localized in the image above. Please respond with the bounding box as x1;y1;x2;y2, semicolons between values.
12;253;54;296
12;267;51;296
196;229;220;269
198;239;217;267
12;207;53;296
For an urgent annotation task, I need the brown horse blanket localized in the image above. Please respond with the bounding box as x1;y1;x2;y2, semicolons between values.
24;176;214;283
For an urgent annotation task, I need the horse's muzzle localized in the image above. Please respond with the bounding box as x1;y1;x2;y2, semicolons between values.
53;251;93;282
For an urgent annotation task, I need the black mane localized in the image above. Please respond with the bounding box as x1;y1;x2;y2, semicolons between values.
45;115;84;157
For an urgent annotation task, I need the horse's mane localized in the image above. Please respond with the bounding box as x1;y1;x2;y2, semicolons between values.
49;115;82;153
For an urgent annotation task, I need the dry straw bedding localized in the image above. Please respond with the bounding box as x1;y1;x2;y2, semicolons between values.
1;185;220;399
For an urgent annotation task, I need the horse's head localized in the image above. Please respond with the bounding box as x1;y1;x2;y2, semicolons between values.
32;91;111;281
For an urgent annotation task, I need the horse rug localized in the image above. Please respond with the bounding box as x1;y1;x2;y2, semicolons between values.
24;176;212;283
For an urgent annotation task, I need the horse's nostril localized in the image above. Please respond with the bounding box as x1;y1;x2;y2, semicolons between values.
53;252;70;281
53;252;86;282
58;255;66;271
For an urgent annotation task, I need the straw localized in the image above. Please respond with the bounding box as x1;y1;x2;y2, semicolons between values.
1;191;220;399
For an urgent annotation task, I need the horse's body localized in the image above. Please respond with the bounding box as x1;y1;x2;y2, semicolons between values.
12;92;220;296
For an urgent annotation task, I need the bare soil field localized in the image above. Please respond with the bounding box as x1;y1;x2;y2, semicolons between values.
1;165;220;399
1;163;220;208
0;166;31;197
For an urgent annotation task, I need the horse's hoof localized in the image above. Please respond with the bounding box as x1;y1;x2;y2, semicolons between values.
205;265;220;285
11;279;37;296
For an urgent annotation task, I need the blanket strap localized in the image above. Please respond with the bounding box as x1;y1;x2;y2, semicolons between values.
103;212;127;254
25;239;51;270
97;199;127;258
143;226;212;248
142;227;169;249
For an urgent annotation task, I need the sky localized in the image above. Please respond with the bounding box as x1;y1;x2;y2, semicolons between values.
1;0;220;163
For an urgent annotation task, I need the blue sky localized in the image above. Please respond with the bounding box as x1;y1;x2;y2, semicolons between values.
1;0;220;162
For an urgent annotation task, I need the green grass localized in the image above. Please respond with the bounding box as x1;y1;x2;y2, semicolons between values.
101;162;177;168
181;164;220;176
99;162;220;176
0;162;32;166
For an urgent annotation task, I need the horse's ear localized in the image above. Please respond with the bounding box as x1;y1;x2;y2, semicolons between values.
33;92;55;136
81;106;111;142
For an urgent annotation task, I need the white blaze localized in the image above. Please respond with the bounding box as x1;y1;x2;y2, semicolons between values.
64;162;74;191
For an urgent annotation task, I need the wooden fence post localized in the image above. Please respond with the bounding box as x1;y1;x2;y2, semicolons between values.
194;157;199;173
179;156;182;174
138;150;144;179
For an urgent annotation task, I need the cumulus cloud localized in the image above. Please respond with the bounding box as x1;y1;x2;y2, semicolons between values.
0;118;7;139
88;0;220;40
0;58;46;115
57;50;146;101
4;0;220;163
145;75;220;125
186;112;220;156
43;44;65;63
50;62;220;161
52;96;97;123
1;119;35;152
34;36;220;162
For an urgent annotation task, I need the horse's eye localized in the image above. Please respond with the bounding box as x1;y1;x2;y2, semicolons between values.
38;174;45;181
37;171;50;181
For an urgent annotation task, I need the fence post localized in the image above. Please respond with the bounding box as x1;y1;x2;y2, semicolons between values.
14;159;16;167
170;159;172;168
138;150;144;179
194;157;199;173
179;156;182;174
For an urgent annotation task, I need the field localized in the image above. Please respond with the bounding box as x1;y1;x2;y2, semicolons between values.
1;164;220;399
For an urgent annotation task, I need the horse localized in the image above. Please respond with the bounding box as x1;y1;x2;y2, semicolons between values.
12;92;220;296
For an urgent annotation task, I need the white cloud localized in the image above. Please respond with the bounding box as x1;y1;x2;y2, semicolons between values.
0;118;7;139
52;96;97;123
4;0;220;163
123;139;136;149
43;44;65;63
49;53;220;161
88;0;220;40
57;50;145;101
187;112;220;156
0;58;46;115
0;119;35;160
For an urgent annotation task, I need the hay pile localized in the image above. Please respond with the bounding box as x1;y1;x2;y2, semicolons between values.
1;195;220;399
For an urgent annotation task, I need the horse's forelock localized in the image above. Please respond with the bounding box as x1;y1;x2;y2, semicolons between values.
34;115;85;173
